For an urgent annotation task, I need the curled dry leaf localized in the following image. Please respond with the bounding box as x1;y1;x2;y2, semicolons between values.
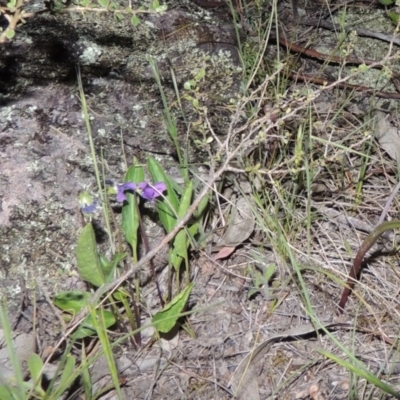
217;196;255;248
373;110;400;164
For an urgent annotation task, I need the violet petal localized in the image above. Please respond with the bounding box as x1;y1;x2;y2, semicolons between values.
81;201;98;214
141;182;166;201
117;182;137;202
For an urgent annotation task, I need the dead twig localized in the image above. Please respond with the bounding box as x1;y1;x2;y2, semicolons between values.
290;72;400;99
300;18;400;47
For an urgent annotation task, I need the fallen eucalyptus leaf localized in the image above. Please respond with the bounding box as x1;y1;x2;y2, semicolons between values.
218;196;255;247
374;110;400;165
213;246;236;260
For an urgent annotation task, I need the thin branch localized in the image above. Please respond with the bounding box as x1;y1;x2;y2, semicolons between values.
300;17;400;47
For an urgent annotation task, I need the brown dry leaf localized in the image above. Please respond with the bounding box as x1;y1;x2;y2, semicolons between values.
309;384;325;400
201;259;216;277
213;246;236;260
218;196;255;247
373;110;400;164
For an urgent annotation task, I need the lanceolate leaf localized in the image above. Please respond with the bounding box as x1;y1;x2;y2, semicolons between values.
121;162;144;261
177;181;193;218
388;10;400;25
0;386;13;400
99;252;126;282
27;354;45;396
193;193;209;220
52;355;76;399
152;283;194;333
171;223;198;271
170;182;194;270
73;311;116;340
147;157;179;233
76;223;104;286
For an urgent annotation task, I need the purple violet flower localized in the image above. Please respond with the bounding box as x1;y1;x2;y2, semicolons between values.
81;202;99;214
137;182;167;201
78;191;99;214
116;182;137;202
117;181;166;203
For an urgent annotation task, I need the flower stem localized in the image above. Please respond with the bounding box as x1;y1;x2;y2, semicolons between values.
338;220;400;313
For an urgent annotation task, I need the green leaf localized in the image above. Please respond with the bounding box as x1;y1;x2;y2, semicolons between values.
122;162;144;261
178;181;193;219
247;264;271;299
98;0;108;6
131;14;140;26
74;311;116;339
99;254;110;273
99;252;126;282
170;230;186;271
378;0;394;5
387;10;400;25
194;68;205;82
0;304;25;397
147;157;179;233
155;4;167;12
27;354;45;397
81;350;92;400
5;29;15;39
54;291;90;314
112;288;128;301
152;283;194;333
76;223;104;286
124;159;144;180
193;193;209;219
52;355;76;399
0;386;14;400
27;354;43;382
263;263;276;282
170;223;198;271
114;13;123;21
170;183;194;270
247;287;259;298
189;79;196;89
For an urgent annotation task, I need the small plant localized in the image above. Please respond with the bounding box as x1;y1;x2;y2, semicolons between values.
182;67;207;111
55;156;206;341
247;263;276;299
0;155;207;398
